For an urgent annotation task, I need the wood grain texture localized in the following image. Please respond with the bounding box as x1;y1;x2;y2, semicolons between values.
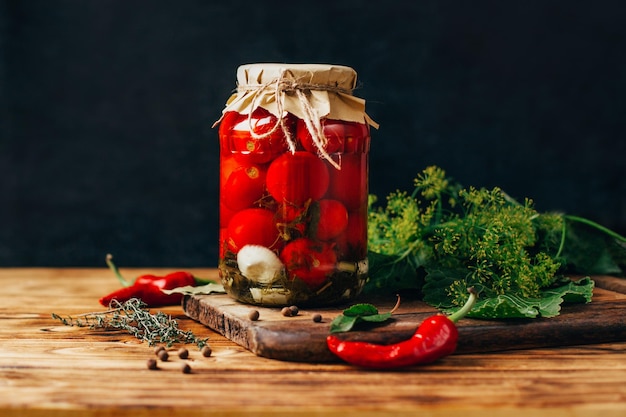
2;268;626;417
182;287;626;362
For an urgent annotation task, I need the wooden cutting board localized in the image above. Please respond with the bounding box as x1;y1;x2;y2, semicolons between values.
183;275;626;363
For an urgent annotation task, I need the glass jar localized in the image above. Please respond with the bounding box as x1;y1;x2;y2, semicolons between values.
215;63;377;307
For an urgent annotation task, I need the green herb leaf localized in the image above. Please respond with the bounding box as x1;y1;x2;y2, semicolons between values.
559;217;625;275
328;315;359;333
342;303;380;317
463;294;543;319
360;313;393;323
432;277;594;319
544;276;594;305
366;165;620;319
329;303;392;333
362;251;424;295
161;282;226;296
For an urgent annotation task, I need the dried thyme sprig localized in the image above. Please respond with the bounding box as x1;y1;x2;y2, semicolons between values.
52;298;208;348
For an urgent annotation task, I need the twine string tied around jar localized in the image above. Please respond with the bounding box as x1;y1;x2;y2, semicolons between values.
237;70;354;170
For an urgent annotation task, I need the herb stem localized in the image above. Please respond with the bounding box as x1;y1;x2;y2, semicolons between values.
555;216;568;259
52;298;208;348
447;287;478;323
106;253;134;287
564;215;626;242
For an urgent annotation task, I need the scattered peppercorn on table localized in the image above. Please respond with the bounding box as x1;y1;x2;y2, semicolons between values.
2;268;626;417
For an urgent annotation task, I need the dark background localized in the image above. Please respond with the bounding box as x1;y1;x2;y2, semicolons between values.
1;0;624;267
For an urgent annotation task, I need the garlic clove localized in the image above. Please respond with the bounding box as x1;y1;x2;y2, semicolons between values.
237;245;284;285
249;287;290;305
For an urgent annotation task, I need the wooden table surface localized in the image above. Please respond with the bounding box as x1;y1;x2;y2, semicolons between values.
2;268;626;417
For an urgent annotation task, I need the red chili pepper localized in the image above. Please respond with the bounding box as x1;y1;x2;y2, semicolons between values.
326;288;477;369
98;255;200;307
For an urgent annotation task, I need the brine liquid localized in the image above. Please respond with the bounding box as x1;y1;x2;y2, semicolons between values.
218;109;370;306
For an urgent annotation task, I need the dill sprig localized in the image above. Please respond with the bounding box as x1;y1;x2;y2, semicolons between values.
369;167;561;304
52;298;208;348
366;165;624;318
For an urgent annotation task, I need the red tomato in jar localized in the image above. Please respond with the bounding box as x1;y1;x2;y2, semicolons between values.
342;121;370;153
218;112;241;154
222;165;267;211
266;151;330;206
276;202;308;236
335;209;367;260
220;156;240;188
220;201;237;228
226;208;280;253
314;199;348;241
225;108;294;164
297;119;343;154
298;119;370;154
326;153;367;211
280;238;336;290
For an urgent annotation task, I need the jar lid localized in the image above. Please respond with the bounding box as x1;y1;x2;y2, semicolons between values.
218;63;378;128
236;63;358;93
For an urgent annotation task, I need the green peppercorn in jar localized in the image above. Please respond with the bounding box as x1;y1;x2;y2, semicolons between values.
214;63;378;307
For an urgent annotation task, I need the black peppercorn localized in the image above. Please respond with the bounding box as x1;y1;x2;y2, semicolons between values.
157;349;169;362
201;345;212;357
146;358;158;370
248;310;260;321
178;347;189;359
